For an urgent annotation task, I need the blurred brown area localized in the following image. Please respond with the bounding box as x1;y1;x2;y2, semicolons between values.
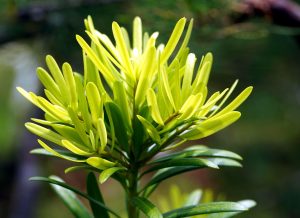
0;0;299;217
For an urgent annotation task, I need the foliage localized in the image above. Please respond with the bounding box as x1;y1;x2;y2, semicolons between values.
19;16;254;217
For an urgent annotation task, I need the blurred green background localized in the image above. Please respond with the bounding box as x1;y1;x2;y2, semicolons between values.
1;0;300;217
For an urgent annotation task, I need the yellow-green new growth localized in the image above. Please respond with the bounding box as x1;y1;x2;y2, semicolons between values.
18;16;252;181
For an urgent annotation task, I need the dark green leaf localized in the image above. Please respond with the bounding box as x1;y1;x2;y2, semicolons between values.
86;172;109;218
206;200;256;218
48;176;92;218
143;156;241;192
132;115;145;157
30;176;121;218
150;145;242;164
143;166;199;190
163;202;248;218
132;197;163;218
132;106;149;157
30;148;86;161
143;158;218;176
105;102;129;152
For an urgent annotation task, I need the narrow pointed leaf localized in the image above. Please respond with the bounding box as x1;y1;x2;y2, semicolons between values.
36;97;69;121
209;80;238;117
162;202;248;218
99;167;126;184
37;140;86;162
181;111;241;140
214;86;253;117
87;172;109;218
161;18;186;64
30;147;86;162
112;22;134;80
132;106;149;157
62;63;77;108
74;74;92;131
47;176;92;218
51;124;83;146
30;176;121;218
143;158;218;176
207;200;256;218
151;146;242;164
137;115;161;143
45;55;69;104
61;140;93;156
198;89;228;117
191;54;213;96
113;81;131;128
65;166;93;174
144;166;201;189
135;46;156;109
105;102;129;151
25;122;64;146
132;197;163;218
36;67;62;102
160;62;176;110
86;157;116;170
172;18;194;61
97;118;107;152
208;158;242;167
178;93;202;120
133;16;142;54
181;53;196;101
147;89;164;125
86;82;102;125
76;35;116;86
67;106;91;146
44;89;64;107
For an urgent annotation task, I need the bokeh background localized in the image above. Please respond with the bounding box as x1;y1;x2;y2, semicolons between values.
0;0;300;217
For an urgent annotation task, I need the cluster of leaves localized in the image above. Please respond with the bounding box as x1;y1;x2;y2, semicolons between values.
19;16;254;217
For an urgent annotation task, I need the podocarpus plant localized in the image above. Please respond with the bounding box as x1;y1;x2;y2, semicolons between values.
18;16;255;218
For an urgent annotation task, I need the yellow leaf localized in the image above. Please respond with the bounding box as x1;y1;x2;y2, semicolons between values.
181;53;197;102
61;140;93;156
97;118;107;152
76;35;116;86
86;157;116;170
37;96;70;122
147;89;164;126
62;63;77;109
133;16;142;55
137;115;161;143
38;140;85;162
45;55;69;104
135;46;156;109
36;67;62;103
179;93;203;120
160;17;186;64
181;111;241;140
214;86;253;117
112;22;135;81
209;79;239;117
25;122;64;146
86;82;102;125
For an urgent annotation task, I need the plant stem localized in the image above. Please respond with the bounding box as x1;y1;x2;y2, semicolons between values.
127;164;139;218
